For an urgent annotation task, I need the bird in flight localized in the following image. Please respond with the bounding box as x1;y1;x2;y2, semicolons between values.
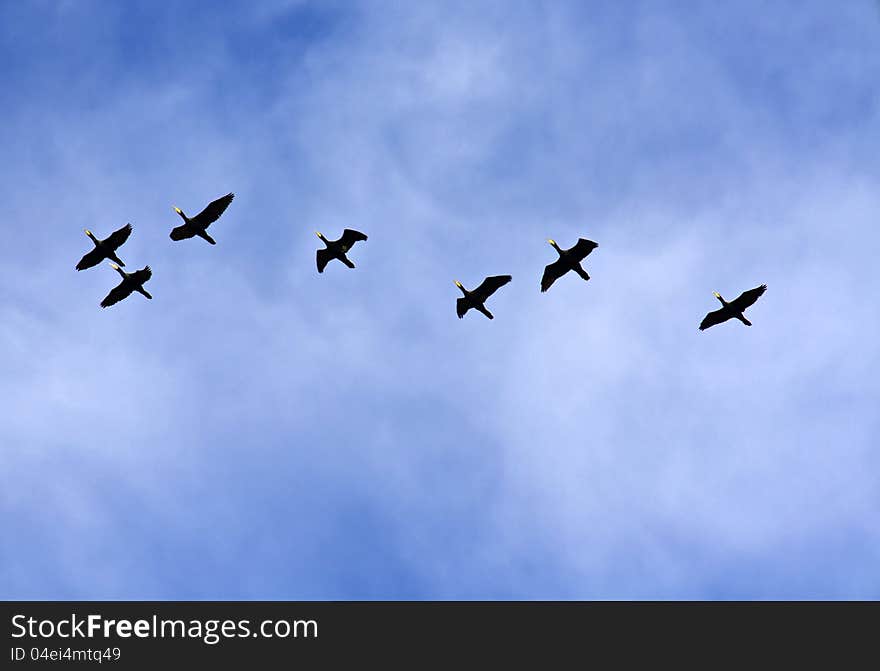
699;284;767;331
76;223;132;271
454;275;512;320
100;263;153;308
170;192;234;245
541;237;598;292
315;229;368;273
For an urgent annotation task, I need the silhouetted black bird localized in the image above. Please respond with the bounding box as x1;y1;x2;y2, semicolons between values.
455;275;512;320
699;284;767;331
315;229;368;272
170;193;234;245
541;237;598;292
76;223;132;271
100;263;152;308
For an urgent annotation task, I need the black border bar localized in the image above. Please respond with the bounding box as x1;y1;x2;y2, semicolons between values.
2;601;877;666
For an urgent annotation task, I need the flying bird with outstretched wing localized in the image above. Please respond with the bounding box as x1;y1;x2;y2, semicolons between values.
699;284;767;331
170;192;234;245
454;275;512;320
541;237;598;292
315;228;368;272
100;263;153;308
76;223;132;271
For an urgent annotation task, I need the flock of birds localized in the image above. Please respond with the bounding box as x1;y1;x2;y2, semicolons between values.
76;192;767;330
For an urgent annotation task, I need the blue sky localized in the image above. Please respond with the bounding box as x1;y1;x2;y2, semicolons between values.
1;0;879;599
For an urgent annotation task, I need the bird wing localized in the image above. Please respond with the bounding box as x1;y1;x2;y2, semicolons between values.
472;275;512;302
569;238;599;261
340;229;368;248
541;259;567;292
456;297;469;318
100;280;133;308
316;248;332;273
105;223;133;250
131;266;152;285
699;307;731;331
76;247;104;271
191;192;234;229
170;223;196;240
729;284;767;312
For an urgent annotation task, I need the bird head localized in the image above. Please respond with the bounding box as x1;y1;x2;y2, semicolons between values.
713;292;721;298
109;263;120;270
315;231;326;241
454;280;463;289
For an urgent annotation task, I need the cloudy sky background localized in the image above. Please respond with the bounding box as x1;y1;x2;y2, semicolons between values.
1;0;878;598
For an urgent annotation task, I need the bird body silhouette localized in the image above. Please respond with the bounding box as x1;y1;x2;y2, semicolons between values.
100;263;153;308
315;229;368;272
699;284;767;330
76;223;132;271
170;193;234;245
541;237;598;292
455;275;512;319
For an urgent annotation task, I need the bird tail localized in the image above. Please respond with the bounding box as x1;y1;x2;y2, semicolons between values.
476;305;494;320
